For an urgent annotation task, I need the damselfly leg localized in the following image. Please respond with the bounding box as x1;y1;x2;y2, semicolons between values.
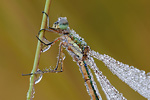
42;11;50;29
55;42;65;71
36;36;65;73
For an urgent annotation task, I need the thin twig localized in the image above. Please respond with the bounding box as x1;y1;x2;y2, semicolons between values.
26;0;52;100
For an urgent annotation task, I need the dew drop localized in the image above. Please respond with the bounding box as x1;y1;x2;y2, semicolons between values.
35;69;43;84
42;45;51;52
62;53;66;60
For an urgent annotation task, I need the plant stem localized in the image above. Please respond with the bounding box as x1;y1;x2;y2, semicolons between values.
26;0;51;100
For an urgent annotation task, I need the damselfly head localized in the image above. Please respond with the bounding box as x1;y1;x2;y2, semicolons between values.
52;17;69;30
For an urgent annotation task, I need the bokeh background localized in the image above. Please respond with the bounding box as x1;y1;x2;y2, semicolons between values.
0;0;150;100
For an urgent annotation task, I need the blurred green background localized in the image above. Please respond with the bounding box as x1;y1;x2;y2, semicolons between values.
0;0;150;100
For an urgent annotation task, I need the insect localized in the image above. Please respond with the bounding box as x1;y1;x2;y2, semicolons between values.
23;12;150;100
36;12;101;100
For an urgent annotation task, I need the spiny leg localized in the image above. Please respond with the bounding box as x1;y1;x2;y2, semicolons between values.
53;42;81;72
38;42;65;74
22;42;65;76
22;37;65;75
41;11;58;32
22;67;62;76
36;34;53;52
55;42;65;71
38;11;60;36
41;11;56;31
36;35;63;46
36;36;66;73
22;69;44;76
42;11;50;29
40;37;51;52
36;35;53;46
38;28;57;36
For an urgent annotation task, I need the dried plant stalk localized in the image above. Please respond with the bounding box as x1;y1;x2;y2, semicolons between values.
26;0;51;100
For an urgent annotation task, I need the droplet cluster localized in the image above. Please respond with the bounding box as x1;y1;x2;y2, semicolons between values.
90;50;150;99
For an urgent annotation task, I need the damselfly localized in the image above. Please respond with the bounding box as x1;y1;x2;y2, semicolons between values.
23;12;150;100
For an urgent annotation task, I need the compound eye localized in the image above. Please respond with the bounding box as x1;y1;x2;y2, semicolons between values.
58;17;62;21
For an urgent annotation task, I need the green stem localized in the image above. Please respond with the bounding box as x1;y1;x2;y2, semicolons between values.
26;0;51;100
